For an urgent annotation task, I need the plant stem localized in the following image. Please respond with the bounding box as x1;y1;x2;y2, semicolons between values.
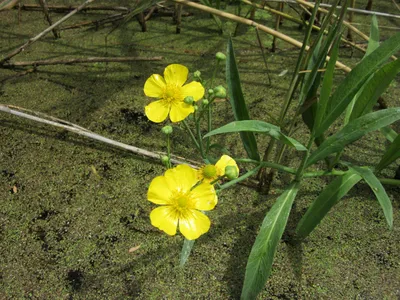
182;119;202;155
166;134;172;169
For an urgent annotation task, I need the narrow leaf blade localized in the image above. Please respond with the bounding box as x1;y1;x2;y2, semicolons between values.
365;15;380;57
316;31;400;137
376;133;400;172
348;165;393;229
307;108;400;167
179;239;195;267
296;171;362;239
241;182;299;300
350;59;400;121
226;37;260;160
204;120;307;151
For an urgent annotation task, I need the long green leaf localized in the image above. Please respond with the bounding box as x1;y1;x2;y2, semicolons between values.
350;59;400;121
241;182;299;300
380;126;398;143
307;108;400;167
226;37;260;160
204;120;307;151
348;165;393;229
315;31;400;137
376;133;400;172
315;36;340;132
296;171;361;239
180;239;195;267
365;15;380;57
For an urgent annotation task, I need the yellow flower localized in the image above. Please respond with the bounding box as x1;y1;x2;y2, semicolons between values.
144;64;205;123
147;165;217;240
198;155;239;184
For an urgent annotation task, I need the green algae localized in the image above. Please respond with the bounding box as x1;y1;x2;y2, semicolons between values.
1;1;400;299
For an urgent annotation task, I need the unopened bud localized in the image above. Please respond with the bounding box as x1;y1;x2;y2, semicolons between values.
216;52;226;61
161;125;173;135
193;70;201;80
202;99;209;106
193;105;198;111
208;89;214;95
214;85;226;98
225;165;239;180
184;96;194;105
161;155;170;164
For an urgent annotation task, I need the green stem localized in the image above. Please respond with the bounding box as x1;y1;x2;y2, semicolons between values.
210;175;225;185
236;158;297;175
195;116;205;159
219;164;262;191
182;119;202;155
210;60;220;88
166;134;172;169
234;158;400;186
295;136;315;182
206;100;213;154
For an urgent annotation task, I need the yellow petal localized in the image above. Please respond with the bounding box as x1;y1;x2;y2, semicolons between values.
150;206;179;236
147;176;173;205
164;165;198;192
169;101;194;123
145;100;169;123
181;81;205;101
190;183;218;211
164;64;188;86
215;155;239;176
179;210;211;240
144;74;166;98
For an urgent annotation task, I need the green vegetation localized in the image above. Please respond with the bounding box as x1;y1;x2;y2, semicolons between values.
1;1;399;299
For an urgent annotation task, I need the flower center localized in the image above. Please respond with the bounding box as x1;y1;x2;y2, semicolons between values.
163;84;182;104
203;165;217;179
171;191;192;211
177;196;187;208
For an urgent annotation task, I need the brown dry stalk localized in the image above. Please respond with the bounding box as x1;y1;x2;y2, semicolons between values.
0;104;198;168
242;0;368;57
0;0;96;65
1;56;163;67
171;0;351;72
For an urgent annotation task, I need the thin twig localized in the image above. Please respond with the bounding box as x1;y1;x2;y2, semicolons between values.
393;0;400;12
171;0;351;72
242;0;368;56
145;6;157;21
59;13;126;31
0;104;198;168
0;69;35;84
38;0;60;39
255;27;272;85
263;0;400;19
0;0;96;65
1;56;163;67
295;0;397;60
17;4;129;12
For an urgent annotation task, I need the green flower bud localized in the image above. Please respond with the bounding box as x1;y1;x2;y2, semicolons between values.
193;105;198;111
184;96;194;105
225;165;239;180
202;99;209;106
216;52;226;61
193;70;201;80
214;85;227;98
208;89;214;95
161;155;170;164
161;125;173;135
203;165;217;179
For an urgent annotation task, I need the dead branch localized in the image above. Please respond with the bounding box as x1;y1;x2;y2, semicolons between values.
0;0;96;65
0;104;198;168
1;56;163;68
171;0;351;73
